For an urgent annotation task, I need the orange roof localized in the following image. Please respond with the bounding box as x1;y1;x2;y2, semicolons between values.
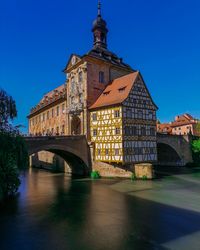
89;72;139;109
157;123;172;134
171;113;197;127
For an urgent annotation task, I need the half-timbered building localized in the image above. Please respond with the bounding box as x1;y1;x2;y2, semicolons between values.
90;72;158;165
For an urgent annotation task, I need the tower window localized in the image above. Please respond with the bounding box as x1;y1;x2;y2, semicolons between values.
52;108;54;118
99;71;105;83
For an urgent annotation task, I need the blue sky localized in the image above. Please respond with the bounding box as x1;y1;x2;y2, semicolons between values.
0;0;200;132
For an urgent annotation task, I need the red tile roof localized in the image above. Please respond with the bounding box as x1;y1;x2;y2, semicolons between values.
171;113;197;127
157;123;172;134
89;72;139;109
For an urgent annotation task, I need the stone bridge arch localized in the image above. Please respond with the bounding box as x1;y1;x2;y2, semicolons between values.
25;135;92;175
157;134;193;166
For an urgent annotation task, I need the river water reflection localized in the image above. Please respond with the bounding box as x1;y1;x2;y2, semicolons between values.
1;168;200;250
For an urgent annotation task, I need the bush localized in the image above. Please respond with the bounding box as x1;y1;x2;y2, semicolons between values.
131;173;136;181
142;175;148;180
0;155;21;197
90;171;100;179
0;132;28;198
191;139;200;163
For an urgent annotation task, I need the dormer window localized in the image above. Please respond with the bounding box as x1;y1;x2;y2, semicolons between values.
118;86;126;92
103;91;110;96
99;71;105;83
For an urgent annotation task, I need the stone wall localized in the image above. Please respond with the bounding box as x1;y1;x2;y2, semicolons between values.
93;161;133;178
30;151;72;173
134;163;154;179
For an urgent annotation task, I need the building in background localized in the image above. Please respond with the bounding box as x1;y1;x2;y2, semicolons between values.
171;114;200;136
157;113;200;136
157;123;172;134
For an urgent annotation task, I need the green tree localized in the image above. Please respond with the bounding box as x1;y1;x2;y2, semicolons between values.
191;139;200;163
0;89;28;199
0;89;17;132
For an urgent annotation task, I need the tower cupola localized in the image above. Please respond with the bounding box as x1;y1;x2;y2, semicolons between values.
92;0;108;49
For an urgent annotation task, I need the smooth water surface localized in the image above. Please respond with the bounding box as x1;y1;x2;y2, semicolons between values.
1;168;200;250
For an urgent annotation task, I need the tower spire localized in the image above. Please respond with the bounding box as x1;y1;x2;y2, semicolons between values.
98;0;101;16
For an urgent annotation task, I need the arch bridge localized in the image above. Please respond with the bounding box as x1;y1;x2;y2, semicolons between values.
25;134;194;174
157;133;193;166
25;135;92;175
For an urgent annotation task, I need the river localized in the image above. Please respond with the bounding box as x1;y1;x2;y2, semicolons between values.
0;168;200;250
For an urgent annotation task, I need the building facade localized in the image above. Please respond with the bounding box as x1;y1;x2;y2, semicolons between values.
157;114;200;136
90;72;158;164
28;85;67;136
28;1;158;168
